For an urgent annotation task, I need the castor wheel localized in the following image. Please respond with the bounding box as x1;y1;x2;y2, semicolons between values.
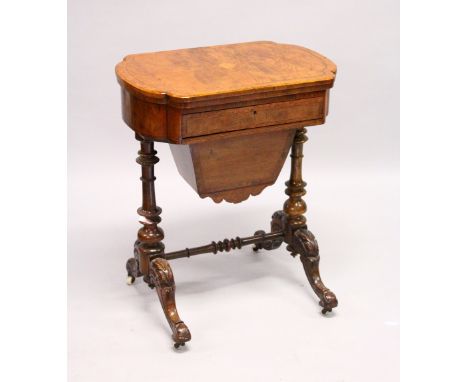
174;342;185;349
126;275;135;285
321;308;332;315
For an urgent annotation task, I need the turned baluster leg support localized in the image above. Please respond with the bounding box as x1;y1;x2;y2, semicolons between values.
272;128;338;314
126;134;191;348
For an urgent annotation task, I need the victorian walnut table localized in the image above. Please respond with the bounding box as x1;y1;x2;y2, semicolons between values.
115;41;338;348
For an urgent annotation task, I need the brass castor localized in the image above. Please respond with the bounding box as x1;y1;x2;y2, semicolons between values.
322;308;332;315
174;342;185;349
126;275;135;285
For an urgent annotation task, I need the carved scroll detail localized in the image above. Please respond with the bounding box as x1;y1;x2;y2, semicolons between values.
149;258;191;346
125;137;191;348
279;128;338;314
292;229;338;313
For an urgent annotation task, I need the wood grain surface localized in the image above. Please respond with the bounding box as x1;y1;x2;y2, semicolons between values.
116;41;336;105
170;128;295;203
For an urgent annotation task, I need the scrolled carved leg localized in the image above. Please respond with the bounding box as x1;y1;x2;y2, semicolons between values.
126;136;190;347
291;229;338;314
279;128;338;314
149;257;191;348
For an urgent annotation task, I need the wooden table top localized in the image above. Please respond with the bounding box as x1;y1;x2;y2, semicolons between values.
116;41;336;105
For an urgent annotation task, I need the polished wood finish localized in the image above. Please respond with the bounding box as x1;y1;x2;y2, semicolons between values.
121;89;328;144
284;127;308;231
281;128;337;313
149;258;191;347
132;136;164;277
116;41;335;144
117;42;336;203
119;42;338;348
120;90;167;141
182;97;324;138
165;231;284;260
170;129;295;203
116;41;336;105
126;135;189;347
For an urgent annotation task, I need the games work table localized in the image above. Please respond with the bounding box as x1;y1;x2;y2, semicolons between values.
115;41;338;348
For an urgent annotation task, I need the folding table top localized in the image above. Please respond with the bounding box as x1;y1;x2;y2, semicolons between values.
115;41;336;106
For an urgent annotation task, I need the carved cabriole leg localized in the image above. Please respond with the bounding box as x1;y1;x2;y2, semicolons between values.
293;229;338;313
126;134;191;347
281;128;338;314
149;258;191;347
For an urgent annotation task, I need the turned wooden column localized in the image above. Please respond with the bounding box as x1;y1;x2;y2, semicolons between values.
284;127;308;228
283;128;308;251
134;134;165;279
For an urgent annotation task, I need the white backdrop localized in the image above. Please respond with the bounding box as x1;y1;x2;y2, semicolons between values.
68;1;399;381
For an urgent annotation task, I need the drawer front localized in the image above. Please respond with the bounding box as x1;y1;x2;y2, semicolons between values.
182;96;324;138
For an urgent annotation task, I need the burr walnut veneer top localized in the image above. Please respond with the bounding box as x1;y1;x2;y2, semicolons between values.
115;41;336;105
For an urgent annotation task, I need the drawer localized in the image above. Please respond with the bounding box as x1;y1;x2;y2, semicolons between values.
182;96;324;138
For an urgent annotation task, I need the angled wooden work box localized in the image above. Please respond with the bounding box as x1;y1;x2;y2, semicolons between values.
116;41;338;348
